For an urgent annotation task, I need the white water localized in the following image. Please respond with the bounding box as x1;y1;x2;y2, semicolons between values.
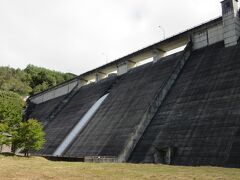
53;93;109;156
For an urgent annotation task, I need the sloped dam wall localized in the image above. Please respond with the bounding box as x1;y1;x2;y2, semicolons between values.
27;41;240;167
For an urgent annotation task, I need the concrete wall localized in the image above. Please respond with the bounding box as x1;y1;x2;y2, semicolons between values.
153;49;166;62
222;0;240;47
0;144;12;153
193;22;224;49
30;80;78;104
95;72;107;82
223;12;238;47
192;0;240;49
84;156;117;163
208;23;224;45
193;30;208;50
117;61;136;75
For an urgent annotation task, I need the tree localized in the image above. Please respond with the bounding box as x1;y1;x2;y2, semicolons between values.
0;90;23;131
0;67;32;96
13;119;45;156
0;91;24;153
32;82;49;94
0;65;76;96
24;64;76;95
0;123;11;152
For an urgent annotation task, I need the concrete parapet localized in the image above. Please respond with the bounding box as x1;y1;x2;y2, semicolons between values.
192;21;224;50
29;79;78;104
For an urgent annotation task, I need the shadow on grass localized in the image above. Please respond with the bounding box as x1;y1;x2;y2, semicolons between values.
0;152;26;157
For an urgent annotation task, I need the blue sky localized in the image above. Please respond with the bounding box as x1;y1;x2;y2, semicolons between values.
0;0;229;74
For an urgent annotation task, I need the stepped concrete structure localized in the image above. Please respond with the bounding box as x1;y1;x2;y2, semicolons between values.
26;0;240;167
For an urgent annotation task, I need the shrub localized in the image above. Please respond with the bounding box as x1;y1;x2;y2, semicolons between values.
13;119;45;156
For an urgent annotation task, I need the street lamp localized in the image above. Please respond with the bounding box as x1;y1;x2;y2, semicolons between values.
101;52;108;64
158;26;166;40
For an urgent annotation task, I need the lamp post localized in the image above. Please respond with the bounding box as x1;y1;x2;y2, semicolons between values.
101;52;108;64
158;26;166;40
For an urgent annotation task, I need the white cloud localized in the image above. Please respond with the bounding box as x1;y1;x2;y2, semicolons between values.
0;0;231;74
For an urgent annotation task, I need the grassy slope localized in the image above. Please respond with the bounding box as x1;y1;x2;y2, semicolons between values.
0;156;240;180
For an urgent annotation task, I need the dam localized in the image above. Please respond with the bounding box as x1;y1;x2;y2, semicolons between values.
26;0;240;167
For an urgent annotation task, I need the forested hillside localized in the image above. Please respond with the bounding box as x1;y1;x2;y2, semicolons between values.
0;65;76;96
0;65;75;152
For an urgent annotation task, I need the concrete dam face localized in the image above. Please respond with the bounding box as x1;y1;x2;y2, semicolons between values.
26;0;240;167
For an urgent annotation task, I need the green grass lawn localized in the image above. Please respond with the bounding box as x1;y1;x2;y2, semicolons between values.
0;155;240;180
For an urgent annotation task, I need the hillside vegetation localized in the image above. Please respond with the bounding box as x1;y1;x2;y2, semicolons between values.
0;65;74;154
0;65;76;96
0;90;23;129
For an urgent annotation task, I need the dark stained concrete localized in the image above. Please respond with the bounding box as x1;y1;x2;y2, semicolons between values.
28;41;240;167
64;53;181;158
28;95;66;124
35;76;117;155
130;42;240;167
